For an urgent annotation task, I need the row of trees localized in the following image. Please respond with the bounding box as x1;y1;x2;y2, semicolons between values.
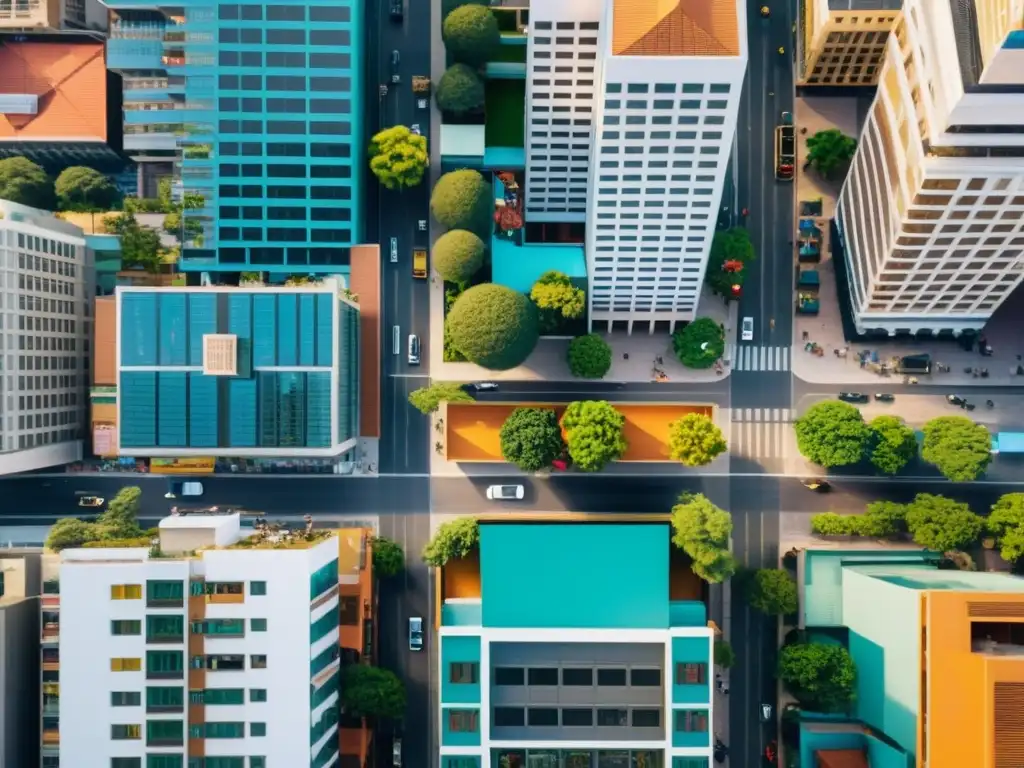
795;400;992;481
435;0;500;116
0;157;120;212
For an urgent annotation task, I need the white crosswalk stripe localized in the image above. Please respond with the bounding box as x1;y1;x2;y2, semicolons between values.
727;344;791;372
730;408;795;460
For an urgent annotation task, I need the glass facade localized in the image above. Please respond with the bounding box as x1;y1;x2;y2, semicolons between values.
107;0;363;274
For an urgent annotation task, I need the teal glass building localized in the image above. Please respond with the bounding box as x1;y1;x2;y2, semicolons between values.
106;0;363;274
115;280;359;457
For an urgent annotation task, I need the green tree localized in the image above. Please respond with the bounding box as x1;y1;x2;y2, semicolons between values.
670;493;736;583
98;486;144;538
567;333;612;379
340;665;407;719
0;157;53;209
794;400;870;467
423;516;479;566
810;512;858;536
714;639;735;669
442;0;486;21
747;568;799;616
46;518;99;552
433;229;485;285
561;400;628;472
668;413;727;467
806;129;857;179
371;536;405;577
162;209;203;244
859;501;906;538
436;63;485;115
446;284;540;370
408;382;474;414
921;416;992;482
671;318;725;369
778;642;856;713
530;270;585;325
109;213;164;273
867;415;917;475
705;227;756;297
987;493;1024;563
442;4;500;65
905;493;983;552
368;126;429;191
55;166;119;212
499;407;564;472
430;169;492;236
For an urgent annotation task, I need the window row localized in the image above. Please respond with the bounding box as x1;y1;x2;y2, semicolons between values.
220;2;349;21
219;206;352;222
605;99;730;111
220;97;351;114
605;114;726;126
218;28;350;45
111;756;265;768
16;253;78;276
220;142;352;158
220;166;352;181
490;665;663;687
14;233;78;259
219;228;353;244
607;82;731;95
218;185;352;200
218;120;351;135
218;51;350;68
493;706;663;728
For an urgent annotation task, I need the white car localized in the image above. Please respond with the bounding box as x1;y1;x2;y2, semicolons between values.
390;236;398;263
393;738;403;767
410;124;421;135
417;97;428;110
417;219;427;232
486;484;525;501
408;617;423;651
741;316;754;341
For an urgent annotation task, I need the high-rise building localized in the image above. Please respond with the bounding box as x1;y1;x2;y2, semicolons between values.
59;512;343;768
40;553;60;768
0;199;93;475
797;0;899;87
835;0;1024;336
105;0;362;274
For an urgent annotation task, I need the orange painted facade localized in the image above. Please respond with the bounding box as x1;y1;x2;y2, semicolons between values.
921;591;1024;768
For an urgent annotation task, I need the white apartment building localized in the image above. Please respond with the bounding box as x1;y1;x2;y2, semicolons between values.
835;0;1024;335
59;513;342;768
0;199;93;474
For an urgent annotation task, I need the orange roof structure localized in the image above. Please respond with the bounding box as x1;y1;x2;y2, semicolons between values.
815;749;869;768
612;0;739;57
0;40;107;141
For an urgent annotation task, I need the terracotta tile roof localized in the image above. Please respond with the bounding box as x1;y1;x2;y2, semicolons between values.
613;0;740;57
816;749;870;768
0;41;107;141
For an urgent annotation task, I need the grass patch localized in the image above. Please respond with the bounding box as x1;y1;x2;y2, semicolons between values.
485;79;525;148
489;43;527;64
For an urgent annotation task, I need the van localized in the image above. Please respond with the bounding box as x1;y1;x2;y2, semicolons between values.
392;325;401;355
407;334;420;365
389;236;398;263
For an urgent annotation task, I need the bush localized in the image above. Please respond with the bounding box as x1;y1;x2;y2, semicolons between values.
446;284;539;370
436;63;485;115
55;166;119;212
778;643;856;713
668;413;727;467
408;381;474;414
988;493;1024;563
868;415;917;475
921;416;992;482
430;169;492;236
368;126;429;191
423;516;479;566
562;400;628;472
0;156;53;209
794;400;870;467
530;270;585;321
810;512;857;536
859;501;906;538
672;318;725;369
442;0;486;22
905;493;983;552
371;536;405;577
806;129;857;179
443;4;500;65
567;334;612;379
340;665;406;719
499;407;564;471
433;229;485;285
670;493;736;583
706;228;756;297
747;568;799;615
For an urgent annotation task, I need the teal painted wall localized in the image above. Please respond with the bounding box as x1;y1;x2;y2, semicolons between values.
441;636;482;705
842;569;920;755
672;759;709;768
442;758;481;768
672;709;711;748
672;637;711;705
441;708;481;747
480;524;669;628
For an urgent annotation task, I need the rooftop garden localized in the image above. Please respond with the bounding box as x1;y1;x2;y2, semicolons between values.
485;79;525;148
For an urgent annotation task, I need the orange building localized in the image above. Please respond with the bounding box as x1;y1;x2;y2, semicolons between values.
90;296;118;457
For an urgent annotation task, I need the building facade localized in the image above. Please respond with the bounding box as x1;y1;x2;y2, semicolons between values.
835;0;1024;335
438;521;716;768
110;280;359;461
40;553;59;768
105;0;363;272
0;199;93;475
798;0;899;87
59;513;342;768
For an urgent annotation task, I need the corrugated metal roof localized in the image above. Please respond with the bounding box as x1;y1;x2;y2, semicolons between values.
612;0;739;57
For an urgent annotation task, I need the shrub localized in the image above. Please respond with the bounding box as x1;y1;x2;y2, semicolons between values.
810;512;858;536
442;0;487;23
561;400;628;472
567;334;612;379
442;4;500;65
779;643;856;713
499;407;564;471
672;318;725;369
408;382;474;414
668;413;727;466
55;166;120;211
794;400;870;467
446;284;539;369
371;536;405;577
430;169;492;236
423;516;479;566
433;229;486;285
671;493;736;583
905;493;983;552
368;126;429;190
747;568;799;615
436;63;485;115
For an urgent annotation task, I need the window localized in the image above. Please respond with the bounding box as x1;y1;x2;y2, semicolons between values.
561;708;593;726
494;667;524;686
676;710;709;732
562;668;593;686
112;620;141;635
111;691;141;706
528;667;559;686
675;662;707;685
250;759;266;768
631;668;661;686
528;708;559;726
597;708;628;726
597;668;627;686
111;657;142;672
493;707;524;726
192;619;244;636
146;686;184;712
146;580;184;607
146;719;183;746
145;757;183;768
632;709;660;727
450;662;478;684
251;618;267;632
202;688;245;705
146;615;184;642
250;722;266;737
250;581;267;596
197;721;245;738
251;654;267;669
111;724;141;740
111;759;141;768
448;710;478;732
111;584;142;600
146;651;184;679
250;688;267;702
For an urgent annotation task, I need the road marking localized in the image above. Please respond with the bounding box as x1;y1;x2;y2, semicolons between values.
731;345;792;372
390;373;431;379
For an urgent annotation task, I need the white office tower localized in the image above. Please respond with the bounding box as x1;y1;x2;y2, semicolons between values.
59;512;342;768
587;0;746;333
835;0;1024;336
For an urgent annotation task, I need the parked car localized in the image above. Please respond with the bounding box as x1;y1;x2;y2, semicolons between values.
77;495;104;508
466;382;499;392
393;738;402;767
407;334;420;365
486;484;525;501
741;316;754;341
418;219;427;231
390;236;398;263
165;481;204;499
947;394;967;407
408;617;423;651
838;392;869;404
389;0;402;20
390;49;401;83
874;393;895;402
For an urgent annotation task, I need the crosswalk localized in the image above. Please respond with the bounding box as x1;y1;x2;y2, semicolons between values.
727;344;791;372
730;407;795;461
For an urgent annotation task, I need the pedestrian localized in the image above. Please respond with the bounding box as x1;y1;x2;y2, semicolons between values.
623;352;629;361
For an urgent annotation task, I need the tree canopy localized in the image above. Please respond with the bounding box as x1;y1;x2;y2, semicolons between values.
55;166;120;212
794;400;870;467
668;413;727;467
670;493;736;583
446;284;540;370
108;213;164;273
408;382;474;414
436;63;485;115
340;665;407;719
423;516;479;566
905;493;983;552
778;642;856;713
561;400;628;472
499;407;564;472
442;4;501;65
747;568;799;615
430;169;492;235
434;229;485;285
858;500;906;538
530;270;585;322
921;416;991;482
0;157;53;209
672;318;725;369
371;536;405;577
867;415;917;475
706;228;756;297
567;333;612;379
988;493;1024;563
368;126;429;191
806;129;857;179
46;518;100;552
46;486;144;551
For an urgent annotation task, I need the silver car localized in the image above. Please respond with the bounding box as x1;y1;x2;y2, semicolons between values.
408;617;423;651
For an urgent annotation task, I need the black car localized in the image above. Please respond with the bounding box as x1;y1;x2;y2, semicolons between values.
838;392;869;404
389;0;403;20
874;393;895;402
947;394;967;407
465;382;499;392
